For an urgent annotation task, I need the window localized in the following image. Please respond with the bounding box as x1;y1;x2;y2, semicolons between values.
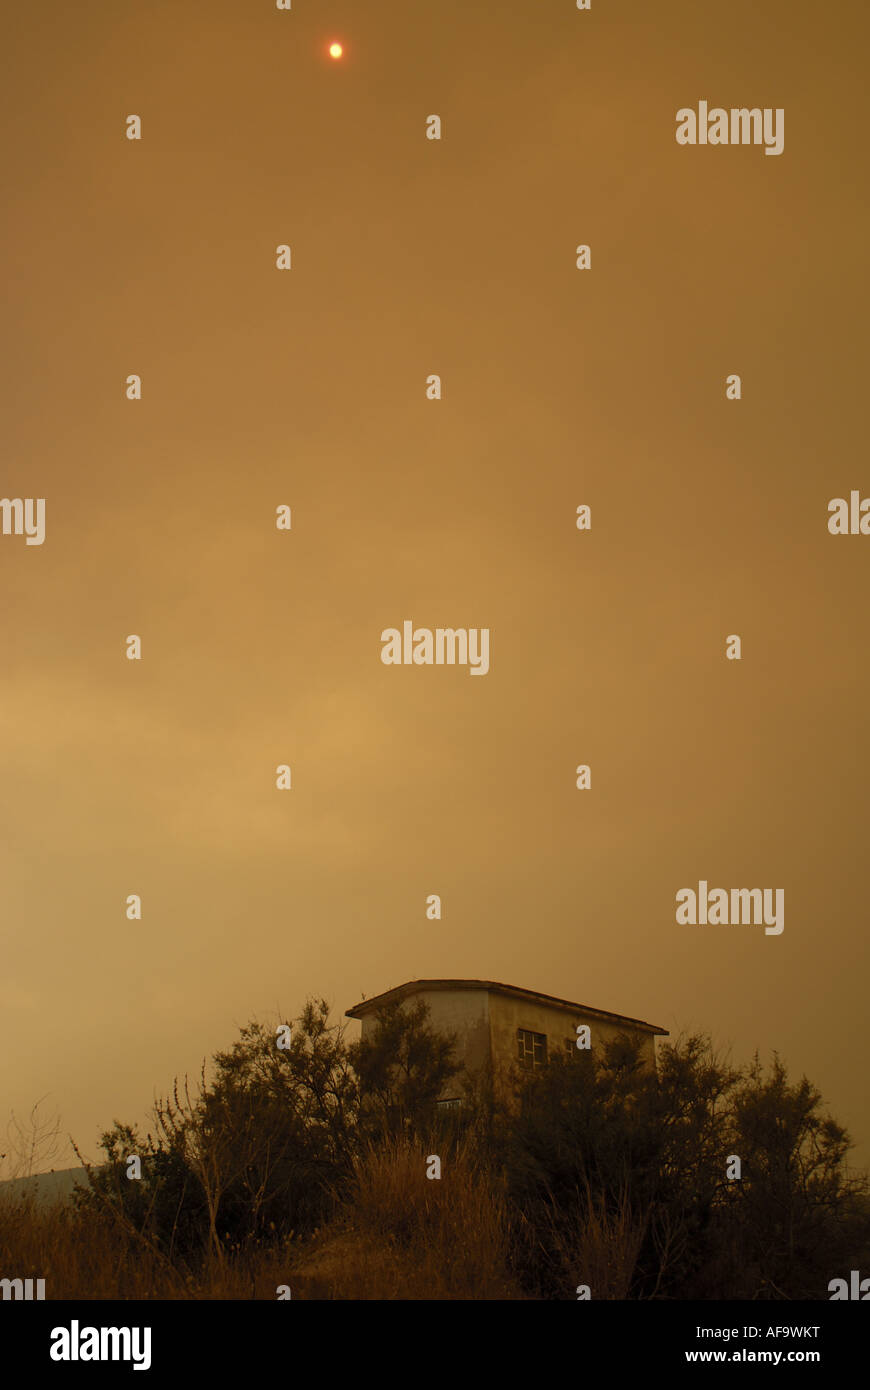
517;1028;548;1070
436;1097;461;1110
564;1038;578;1058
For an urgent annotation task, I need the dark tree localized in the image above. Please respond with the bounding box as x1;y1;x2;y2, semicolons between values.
349;998;460;1137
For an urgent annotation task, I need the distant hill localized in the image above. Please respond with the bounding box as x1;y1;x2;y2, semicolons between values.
0;1167;88;1204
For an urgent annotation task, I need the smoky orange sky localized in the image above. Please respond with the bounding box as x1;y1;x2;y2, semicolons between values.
2;0;868;1174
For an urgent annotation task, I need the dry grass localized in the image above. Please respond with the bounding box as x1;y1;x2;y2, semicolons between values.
0;1190;178;1299
289;1132;525;1299
537;1182;648;1299
0;1136;528;1300
0;1189;299;1300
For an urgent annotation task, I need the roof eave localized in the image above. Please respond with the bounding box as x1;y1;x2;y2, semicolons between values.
345;978;668;1037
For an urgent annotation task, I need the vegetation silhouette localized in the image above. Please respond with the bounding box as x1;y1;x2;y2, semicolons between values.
3;1001;868;1299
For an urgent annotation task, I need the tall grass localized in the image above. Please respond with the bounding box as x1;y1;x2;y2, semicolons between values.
537;1182;648;1299
0;1135;525;1299
0;1188;296;1300
0;1190;178;1299
288;1131;521;1299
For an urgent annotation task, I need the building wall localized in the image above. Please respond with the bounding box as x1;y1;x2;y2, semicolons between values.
357;987;659;1106
488;992;657;1097
359;987;491;1098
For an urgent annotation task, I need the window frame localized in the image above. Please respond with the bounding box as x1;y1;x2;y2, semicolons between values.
516;1027;548;1070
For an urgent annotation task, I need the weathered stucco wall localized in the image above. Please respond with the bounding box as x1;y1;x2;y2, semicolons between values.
488;993;657;1096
